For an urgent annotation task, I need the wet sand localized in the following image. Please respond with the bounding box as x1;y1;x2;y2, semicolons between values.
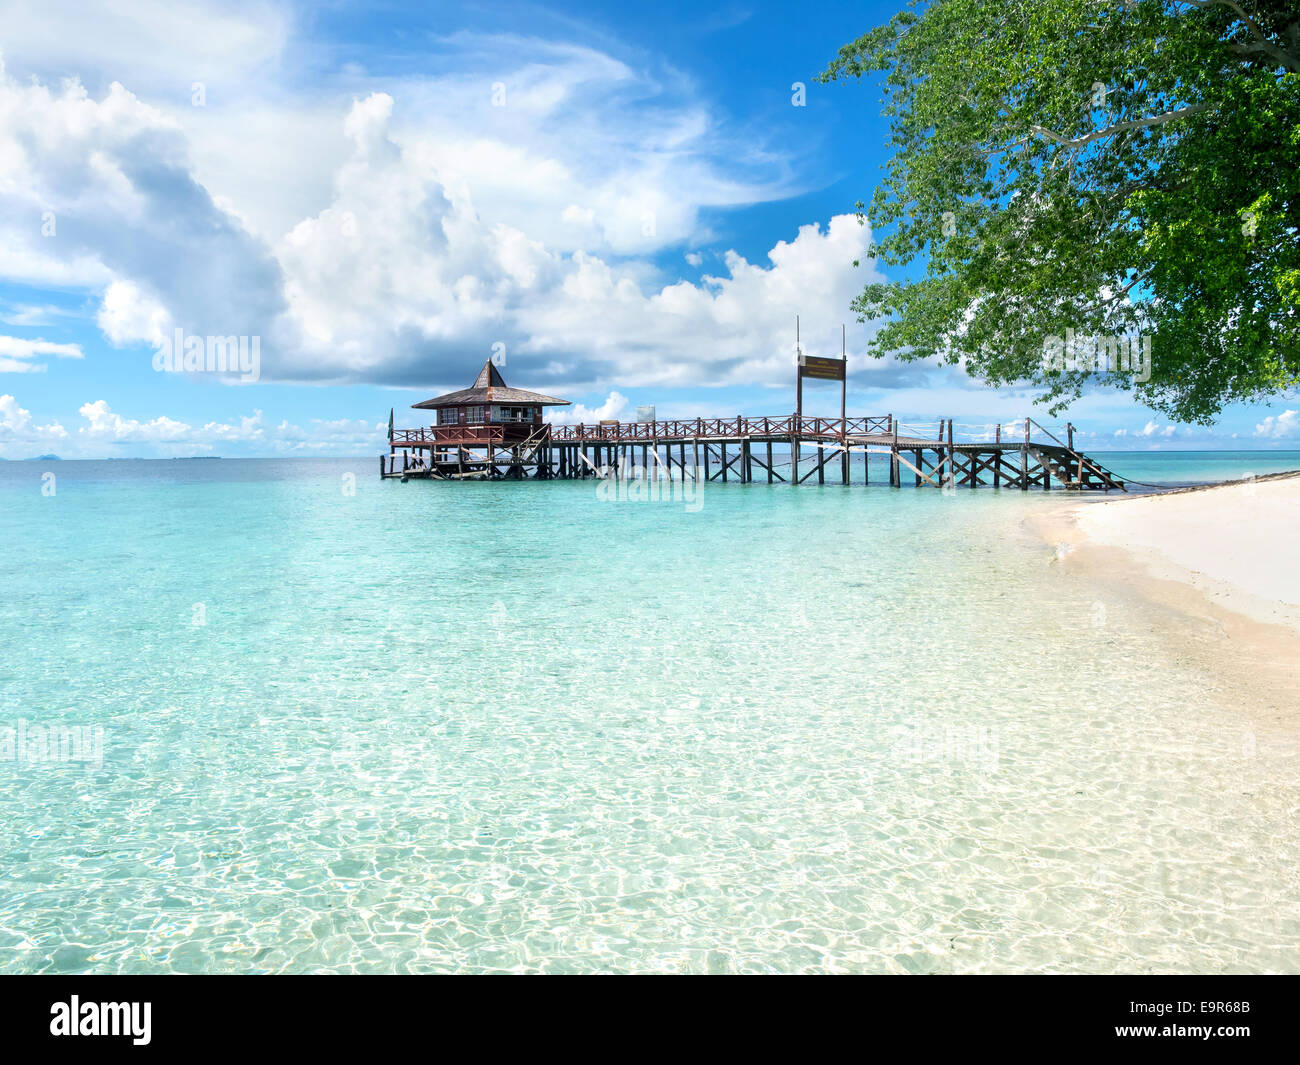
1033;472;1300;735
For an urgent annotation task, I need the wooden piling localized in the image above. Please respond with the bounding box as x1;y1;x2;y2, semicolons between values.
994;424;1001;487
1020;418;1029;491
889;415;899;488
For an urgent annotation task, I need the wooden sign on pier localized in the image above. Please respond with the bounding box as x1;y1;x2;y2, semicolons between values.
798;355;846;381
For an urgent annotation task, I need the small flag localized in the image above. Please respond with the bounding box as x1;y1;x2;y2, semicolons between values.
387;407;393;443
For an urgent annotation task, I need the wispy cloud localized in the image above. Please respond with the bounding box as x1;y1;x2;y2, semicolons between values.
0;334;83;372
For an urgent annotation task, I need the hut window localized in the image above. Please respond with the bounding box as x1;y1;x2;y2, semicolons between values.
437;408;458;425
464;405;485;424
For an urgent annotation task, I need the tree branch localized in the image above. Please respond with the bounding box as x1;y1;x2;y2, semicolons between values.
1227;38;1300;73
1029;103;1211;148
1172;0;1300;72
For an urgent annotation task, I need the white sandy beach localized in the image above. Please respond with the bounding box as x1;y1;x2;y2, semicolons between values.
1040;471;1300;732
1072;473;1300;634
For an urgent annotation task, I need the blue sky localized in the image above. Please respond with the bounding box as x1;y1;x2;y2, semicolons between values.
0;0;1295;457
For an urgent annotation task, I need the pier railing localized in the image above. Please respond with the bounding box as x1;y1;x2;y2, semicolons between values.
546;414;894;443
392;415;1094;453
391;425;512;445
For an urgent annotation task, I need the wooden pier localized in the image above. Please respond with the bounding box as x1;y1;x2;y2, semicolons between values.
384;413;1126;491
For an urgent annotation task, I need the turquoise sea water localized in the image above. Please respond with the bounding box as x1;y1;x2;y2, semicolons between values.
1;453;1298;973
1087;449;1300;488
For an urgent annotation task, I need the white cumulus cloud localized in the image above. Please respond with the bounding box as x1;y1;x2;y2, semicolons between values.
0;22;898;398
1255;410;1298;440
78;399;190;442
0;393;68;450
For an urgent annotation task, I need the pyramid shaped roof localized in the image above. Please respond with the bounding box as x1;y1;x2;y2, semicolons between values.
411;360;571;409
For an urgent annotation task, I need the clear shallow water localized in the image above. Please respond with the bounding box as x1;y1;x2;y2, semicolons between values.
1088;450;1300;489
0;455;1297;974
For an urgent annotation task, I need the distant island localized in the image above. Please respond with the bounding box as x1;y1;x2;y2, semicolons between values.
31;454;61;461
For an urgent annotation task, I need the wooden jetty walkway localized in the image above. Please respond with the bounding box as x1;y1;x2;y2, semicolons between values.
384;413;1126;491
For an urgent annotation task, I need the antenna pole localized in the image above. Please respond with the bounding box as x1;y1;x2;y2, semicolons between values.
795;315;802;420
840;325;847;426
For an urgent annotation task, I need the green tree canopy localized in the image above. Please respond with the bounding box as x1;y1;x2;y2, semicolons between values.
819;0;1299;422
